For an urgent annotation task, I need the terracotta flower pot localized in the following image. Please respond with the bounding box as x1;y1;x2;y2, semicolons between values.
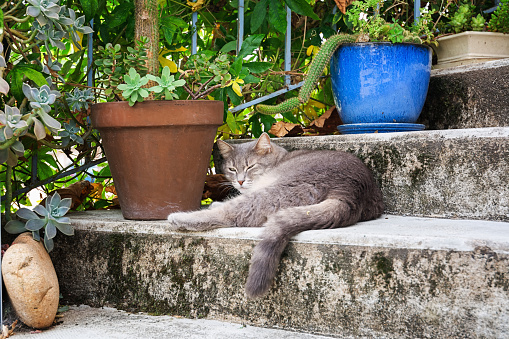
91;100;223;220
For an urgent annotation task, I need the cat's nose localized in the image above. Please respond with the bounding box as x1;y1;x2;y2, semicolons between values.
238;180;244;186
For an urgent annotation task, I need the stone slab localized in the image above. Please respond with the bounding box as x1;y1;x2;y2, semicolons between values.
49;210;509;338
14;305;330;339
418;59;509;129
223;127;509;221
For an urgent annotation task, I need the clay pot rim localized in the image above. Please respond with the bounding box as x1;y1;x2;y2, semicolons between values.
91;99;224;128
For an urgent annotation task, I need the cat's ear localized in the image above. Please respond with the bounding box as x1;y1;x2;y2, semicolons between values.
254;132;272;155
217;139;234;156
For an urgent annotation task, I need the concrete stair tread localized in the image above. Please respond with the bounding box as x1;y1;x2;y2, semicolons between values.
69;210;509;253
52;210;509;337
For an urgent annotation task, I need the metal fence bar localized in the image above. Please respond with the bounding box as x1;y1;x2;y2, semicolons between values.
237;0;245;54
414;0;421;23
1;158;107;202
284;5;292;87
192;11;198;55
229;81;304;113
87;19;94;88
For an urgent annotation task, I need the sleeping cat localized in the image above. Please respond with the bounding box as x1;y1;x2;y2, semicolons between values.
167;133;384;298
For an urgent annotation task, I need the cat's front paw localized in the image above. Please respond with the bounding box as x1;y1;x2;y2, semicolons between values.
167;212;194;231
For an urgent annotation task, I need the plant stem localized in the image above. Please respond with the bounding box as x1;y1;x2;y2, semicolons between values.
5;165;12;221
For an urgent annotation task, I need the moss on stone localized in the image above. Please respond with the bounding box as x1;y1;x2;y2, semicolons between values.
409;152;436;186
373;252;394;286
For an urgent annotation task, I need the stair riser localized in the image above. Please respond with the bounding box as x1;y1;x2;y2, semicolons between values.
52;228;509;338
419;59;509;129
223;129;509;221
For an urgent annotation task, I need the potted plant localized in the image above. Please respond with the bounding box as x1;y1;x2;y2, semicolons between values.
256;0;437;134
434;0;509;69
91;1;261;220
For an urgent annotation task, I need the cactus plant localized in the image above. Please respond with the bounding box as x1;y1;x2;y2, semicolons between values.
255;28;422;115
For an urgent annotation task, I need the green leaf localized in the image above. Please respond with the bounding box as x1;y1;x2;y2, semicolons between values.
109;2;133;28
237;34;265;60
249;113;263;137
18;65;47;87
16;208;38;220
284;0;319;20
37;159;55;181
45;220;57;239
5;220;27;234
44;232;54;252
38;110;61;130
0;7;4;35
243;62;272;73
225;111;239;133
259;113;277;131
26;217;47;231
226;86;242;106
231;58;243;77
34;204;49;217
269;0;287;34
161;15;188;28
54;220;74;236
79;0;98;21
220;40;238;53
0;149;7;165
32;231;40;242
243;74;260;84
251;0;268;33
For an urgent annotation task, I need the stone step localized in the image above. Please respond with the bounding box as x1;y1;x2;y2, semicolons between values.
222;127;509;221
418;59;509;129
52;210;509;338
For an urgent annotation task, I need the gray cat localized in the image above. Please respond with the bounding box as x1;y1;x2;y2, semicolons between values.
167;133;384;298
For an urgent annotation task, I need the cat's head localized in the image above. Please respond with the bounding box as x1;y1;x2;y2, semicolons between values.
217;133;287;193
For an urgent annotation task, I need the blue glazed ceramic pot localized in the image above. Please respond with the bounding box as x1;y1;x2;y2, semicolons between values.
330;43;432;126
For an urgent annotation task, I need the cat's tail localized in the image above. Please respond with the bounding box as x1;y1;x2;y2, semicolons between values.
245;198;362;299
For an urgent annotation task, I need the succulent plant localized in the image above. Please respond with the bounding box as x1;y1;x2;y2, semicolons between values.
95;39;149;101
117;68;150;106
147;66;186;100
5;192;74;252
488;0;509;33
471;14;485;31
59;121;84;146
65;8;94;46
22;83;62;133
0;105;28;140
449;4;474;33
23;83;59;113
66;88;94;111
26;0;61;26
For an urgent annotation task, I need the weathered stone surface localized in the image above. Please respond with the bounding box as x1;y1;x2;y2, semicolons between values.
2;232;60;328
50;210;509;338
419;59;509;129
224;128;509;221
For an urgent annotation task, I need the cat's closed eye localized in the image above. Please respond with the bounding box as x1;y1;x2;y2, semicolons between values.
246;164;255;170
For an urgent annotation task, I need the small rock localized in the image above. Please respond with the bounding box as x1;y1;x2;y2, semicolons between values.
2;232;59;329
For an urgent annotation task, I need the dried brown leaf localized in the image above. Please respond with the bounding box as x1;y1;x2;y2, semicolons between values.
203;174;235;201
308;106;343;135
334;0;354;14
268;121;304;138
41;180;93;209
